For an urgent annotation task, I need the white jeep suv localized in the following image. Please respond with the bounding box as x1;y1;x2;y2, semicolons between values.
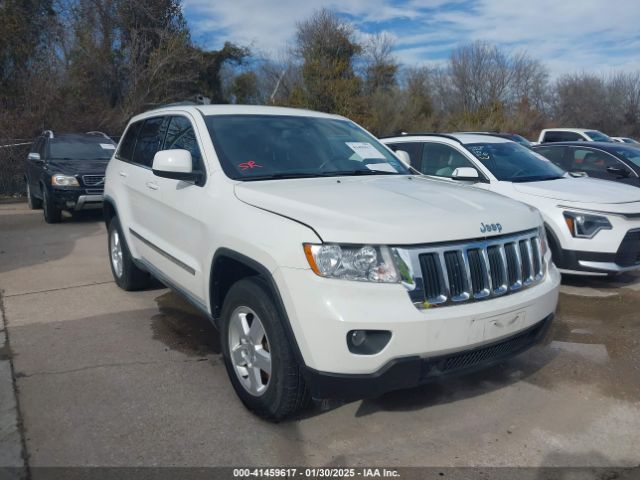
104;106;559;419
383;133;640;276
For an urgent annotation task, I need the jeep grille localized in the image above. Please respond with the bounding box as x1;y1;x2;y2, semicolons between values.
395;229;545;309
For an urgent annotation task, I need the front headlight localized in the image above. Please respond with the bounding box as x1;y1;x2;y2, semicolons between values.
563;211;612;238
51;174;79;187
303;244;399;283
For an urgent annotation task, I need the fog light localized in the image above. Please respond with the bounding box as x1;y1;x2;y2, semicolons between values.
346;330;392;355
351;330;367;347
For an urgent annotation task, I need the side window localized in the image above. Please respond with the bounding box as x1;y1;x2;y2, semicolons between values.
163;116;203;170
420;143;475;177
132;117;166;168
534;146;567;169
386;142;422;168
117;121;143;163
545;131;582;142
568;148;629;175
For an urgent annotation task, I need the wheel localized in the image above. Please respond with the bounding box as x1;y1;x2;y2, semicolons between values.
42;188;61;223
26;180;42;209
108;217;151;291
220;277;309;421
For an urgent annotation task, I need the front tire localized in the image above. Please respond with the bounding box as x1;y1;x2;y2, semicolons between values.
42;188;61;223
108;217;151;291
221;277;309;421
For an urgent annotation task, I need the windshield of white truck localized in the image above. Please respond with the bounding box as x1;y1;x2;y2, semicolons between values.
205;115;410;180
467;141;566;182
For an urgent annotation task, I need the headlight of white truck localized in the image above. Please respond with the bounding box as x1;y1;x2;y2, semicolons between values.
303;244;399;283
563;211;612;238
51;174;79;187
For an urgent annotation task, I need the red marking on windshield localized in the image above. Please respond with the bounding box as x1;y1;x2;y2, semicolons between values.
239;160;262;170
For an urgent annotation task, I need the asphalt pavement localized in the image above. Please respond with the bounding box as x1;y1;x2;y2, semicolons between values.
0;201;639;474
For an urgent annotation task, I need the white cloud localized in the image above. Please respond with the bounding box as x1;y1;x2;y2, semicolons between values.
182;0;640;76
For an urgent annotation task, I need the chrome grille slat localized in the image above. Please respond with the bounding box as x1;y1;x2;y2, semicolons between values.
397;229;546;310
82;175;105;187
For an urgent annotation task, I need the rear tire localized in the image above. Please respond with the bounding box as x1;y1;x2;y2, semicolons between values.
26;181;42;209
108;217;151;291
42;188;61;223
220;277;309;421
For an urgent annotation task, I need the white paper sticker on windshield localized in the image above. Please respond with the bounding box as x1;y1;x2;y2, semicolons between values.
100;143;116;150
345;142;386;159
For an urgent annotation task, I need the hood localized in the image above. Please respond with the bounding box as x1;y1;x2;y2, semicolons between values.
46;158;110;176
234;175;540;245
512;177;640;204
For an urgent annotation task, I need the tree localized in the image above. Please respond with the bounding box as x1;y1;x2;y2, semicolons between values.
293;8;362;117
363;32;398;94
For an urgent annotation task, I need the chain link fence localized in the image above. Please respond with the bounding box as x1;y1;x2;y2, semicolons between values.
0;143;30;197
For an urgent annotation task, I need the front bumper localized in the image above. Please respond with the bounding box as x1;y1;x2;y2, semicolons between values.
302;314;553;399
51;188;103;211
554;230;640;274
274;259;560;376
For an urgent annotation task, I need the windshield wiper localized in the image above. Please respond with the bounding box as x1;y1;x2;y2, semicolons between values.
240;172;327;181
240;170;402;181
320;169;402;176
511;175;564;183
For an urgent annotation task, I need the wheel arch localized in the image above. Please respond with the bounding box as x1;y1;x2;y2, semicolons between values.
209;248;306;366
544;221;564;268
102;196;118;227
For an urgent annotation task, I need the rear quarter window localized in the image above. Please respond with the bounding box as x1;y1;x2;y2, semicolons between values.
117;121;143;163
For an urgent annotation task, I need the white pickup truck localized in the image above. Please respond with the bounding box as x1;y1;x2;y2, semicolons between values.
104;106;559;419
538;128;613;143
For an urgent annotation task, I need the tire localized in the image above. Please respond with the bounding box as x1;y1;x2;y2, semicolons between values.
42;188;61;223
107;217;151;291
220;277;309;421
26;180;42;209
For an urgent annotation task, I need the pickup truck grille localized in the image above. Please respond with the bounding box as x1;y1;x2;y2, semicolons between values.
398;229;545;309
82;175;105;187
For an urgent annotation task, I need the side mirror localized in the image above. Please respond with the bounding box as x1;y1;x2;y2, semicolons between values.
606;166;631;178
152;149;202;183
394;150;412;167
28;152;42;162
451;167;480;181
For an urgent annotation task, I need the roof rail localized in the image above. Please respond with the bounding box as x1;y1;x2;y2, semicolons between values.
379;132;464;144
42;130;54;139
150;95;212;110
86;131;111;139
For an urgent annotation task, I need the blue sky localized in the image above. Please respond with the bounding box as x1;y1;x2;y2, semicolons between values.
182;0;640;76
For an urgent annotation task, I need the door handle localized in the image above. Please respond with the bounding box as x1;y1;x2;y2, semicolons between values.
146;182;159;190
119;171;127;177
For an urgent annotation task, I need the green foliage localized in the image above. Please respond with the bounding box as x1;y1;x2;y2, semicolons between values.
293;9;362;117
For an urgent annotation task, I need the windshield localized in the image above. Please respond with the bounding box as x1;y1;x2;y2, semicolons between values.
508;134;533;148
466;142;566;182
612;146;640;167
586;131;612;142
205;115;409;180
622;138;639;144
49;140;115;160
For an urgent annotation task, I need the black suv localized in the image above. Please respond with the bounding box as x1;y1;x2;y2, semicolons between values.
25;131;116;223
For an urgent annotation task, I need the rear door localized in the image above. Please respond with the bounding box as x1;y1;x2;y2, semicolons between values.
122;116;171;269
